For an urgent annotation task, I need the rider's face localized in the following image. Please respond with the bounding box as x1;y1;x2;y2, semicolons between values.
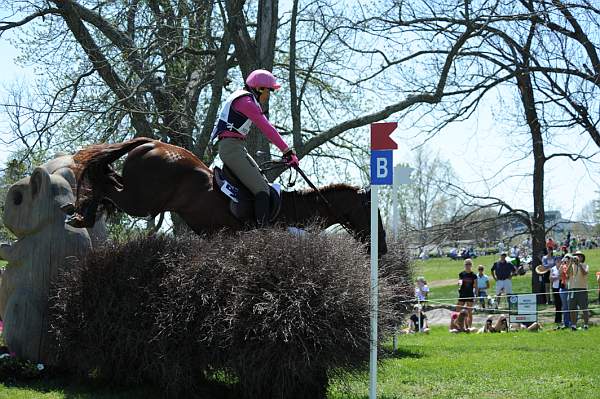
258;88;271;104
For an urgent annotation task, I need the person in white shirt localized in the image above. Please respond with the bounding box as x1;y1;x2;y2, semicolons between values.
550;261;563;327
510;245;520;259
475;265;491;308
542;248;557;304
415;276;429;303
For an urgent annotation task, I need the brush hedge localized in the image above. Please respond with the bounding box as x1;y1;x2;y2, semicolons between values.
50;228;412;398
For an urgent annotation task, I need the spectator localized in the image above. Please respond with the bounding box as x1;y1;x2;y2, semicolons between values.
510;245;520;260
449;311;461;332
477;315;509;333
542;248;557;304
569;237;577;253
475;265;490;308
568;251;589;330
406;305;429;334
491;252;516;307
559;255;573;329
477;317;494;333
449;311;460;332
449;247;458;260
498;241;505;256
457;258;477;328
511;321;542;332
415;276;429;304
596;271;600;305
550;258;563;328
546;237;555;254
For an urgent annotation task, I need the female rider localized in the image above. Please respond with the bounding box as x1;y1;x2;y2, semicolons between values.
211;69;299;226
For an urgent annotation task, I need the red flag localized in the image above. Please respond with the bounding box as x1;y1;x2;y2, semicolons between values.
371;122;398;150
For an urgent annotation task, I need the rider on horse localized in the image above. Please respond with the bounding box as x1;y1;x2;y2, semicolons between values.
211;69;299;227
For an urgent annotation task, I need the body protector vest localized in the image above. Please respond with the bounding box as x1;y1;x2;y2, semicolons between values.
210;89;261;141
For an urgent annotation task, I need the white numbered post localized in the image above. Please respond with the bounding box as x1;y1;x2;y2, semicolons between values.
369;185;379;399
369;122;397;399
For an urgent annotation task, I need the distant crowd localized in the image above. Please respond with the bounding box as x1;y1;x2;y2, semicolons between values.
404;240;596;334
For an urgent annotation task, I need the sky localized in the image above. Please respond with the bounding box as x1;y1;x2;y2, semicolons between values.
389;86;600;223
0;10;599;223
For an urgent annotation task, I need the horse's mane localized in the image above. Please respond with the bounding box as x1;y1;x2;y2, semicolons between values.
290;183;364;196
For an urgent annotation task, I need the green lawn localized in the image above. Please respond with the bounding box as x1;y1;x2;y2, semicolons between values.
1;253;599;398
329;326;600;399
3;326;599;399
0;385;154;399
413;254;499;282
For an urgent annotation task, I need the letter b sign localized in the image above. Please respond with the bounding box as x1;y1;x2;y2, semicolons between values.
370;150;393;185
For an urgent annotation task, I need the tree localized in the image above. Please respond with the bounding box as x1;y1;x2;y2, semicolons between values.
379;146;458;248
369;0;598;297
1;0;486;237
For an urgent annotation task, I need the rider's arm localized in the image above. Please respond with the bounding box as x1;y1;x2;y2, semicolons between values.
233;96;290;153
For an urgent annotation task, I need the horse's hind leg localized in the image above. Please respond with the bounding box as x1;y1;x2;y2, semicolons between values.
66;196;101;228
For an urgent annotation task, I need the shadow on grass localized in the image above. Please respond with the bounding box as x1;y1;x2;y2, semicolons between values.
380;347;423;360
3;374;237;399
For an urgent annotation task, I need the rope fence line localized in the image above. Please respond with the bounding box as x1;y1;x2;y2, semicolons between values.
402;287;600;304
422;298;600;315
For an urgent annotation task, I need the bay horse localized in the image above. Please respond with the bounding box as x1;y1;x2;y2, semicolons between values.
68;138;388;256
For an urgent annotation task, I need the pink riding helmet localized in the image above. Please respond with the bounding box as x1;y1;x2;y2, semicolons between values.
246;69;281;90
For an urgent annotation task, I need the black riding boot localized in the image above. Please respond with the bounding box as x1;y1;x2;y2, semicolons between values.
255;191;271;228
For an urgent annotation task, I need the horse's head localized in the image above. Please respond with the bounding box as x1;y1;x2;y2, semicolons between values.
342;188;388;257
286;184;388;257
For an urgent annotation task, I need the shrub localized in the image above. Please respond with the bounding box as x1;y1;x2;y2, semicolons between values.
50;228;412;398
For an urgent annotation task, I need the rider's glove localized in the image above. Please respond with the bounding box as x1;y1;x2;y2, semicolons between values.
283;148;299;167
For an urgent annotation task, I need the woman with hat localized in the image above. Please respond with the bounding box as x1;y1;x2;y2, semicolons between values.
568;251;589;330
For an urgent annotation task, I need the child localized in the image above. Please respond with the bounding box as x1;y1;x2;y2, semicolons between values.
415;276;429;304
407;304;430;334
476;265;490;308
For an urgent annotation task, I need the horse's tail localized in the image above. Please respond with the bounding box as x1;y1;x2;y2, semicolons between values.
73;137;155;202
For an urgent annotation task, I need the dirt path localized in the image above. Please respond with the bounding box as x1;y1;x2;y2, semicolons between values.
428;278;456;288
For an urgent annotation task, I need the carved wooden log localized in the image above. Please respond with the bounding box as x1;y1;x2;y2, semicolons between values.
0;167;91;363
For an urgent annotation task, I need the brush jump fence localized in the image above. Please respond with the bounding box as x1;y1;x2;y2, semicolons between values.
49;228;412;399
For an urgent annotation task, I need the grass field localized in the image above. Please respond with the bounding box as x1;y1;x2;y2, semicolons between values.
329;326;600;399
3;326;599;399
1;252;599;398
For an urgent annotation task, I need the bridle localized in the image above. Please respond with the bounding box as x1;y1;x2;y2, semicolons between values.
259;160;356;235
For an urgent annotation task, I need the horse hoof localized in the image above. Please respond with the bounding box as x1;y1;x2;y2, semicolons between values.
65;215;86;228
60;203;76;215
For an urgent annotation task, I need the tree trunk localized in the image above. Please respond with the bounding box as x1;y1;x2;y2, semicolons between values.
249;0;279;169
226;0;280;174
516;65;546;303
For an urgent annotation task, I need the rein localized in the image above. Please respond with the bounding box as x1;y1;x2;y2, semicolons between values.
292;166;356;236
259;160;360;236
